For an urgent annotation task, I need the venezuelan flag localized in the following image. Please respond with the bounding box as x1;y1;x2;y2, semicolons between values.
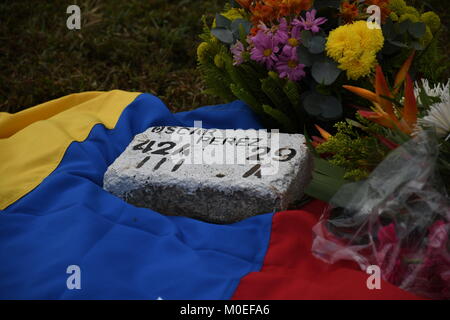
0;91;419;299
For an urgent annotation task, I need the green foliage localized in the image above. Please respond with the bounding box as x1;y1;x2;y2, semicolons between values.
283;80;304;119
416;29;450;82
304;157;348;202
197;13;307;132
230;84;262;114
316;119;391;181
197;26;236;102
261;104;296;132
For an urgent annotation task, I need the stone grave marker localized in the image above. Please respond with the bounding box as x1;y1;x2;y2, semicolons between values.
103;126;313;223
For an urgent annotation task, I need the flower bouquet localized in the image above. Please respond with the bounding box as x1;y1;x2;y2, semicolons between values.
197;0;449;299
310;56;450;299
197;0;446;133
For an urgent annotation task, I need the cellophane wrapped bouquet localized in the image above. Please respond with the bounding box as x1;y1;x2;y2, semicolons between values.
198;0;449;299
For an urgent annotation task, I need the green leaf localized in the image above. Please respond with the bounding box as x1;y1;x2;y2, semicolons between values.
261;77;292;116
301;30;312;46
308;36;326;54
229;0;240;8
230;84;263;115
382;18;395;40
211;28;234;44
381;40;401;55
262;104;297;132
303;126;320;157
231;19;251;36
387;39;409;48
304;157;347;202
395;19;411;34
411;41;424;50
302;91;343;120
408;22;426;39
297;45;314;67
215;14;231;29
304;171;347;202
314;157;347;179
283;80;304;119
311;57;341;85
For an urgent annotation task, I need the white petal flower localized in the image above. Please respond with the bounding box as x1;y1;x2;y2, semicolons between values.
415;79;450;139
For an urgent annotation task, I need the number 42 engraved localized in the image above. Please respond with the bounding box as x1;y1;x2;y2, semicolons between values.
132;140;187;172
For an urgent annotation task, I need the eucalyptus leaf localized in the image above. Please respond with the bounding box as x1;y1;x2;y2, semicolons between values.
301;30;312;47
387;39;410;48
411;41;424;50
382;18;395;40
231;19;252;36
297;45;314;67
311;57;341;85
215;14;231;29
381;41;401;55
308;36;326;54
408;22;426;38
211;28;235;44
302;91;342;120
229;0;239;8
395;20;411;34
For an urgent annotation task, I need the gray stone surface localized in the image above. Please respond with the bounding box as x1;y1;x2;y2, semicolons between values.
103;126;313;223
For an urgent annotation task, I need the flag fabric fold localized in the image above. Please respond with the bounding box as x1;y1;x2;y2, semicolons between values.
0;91;419;299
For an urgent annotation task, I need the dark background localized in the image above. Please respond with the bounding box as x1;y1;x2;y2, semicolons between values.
0;0;448;113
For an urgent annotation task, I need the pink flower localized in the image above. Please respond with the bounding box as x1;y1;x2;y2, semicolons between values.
375;223;405;284
293;9;327;34
286;24;302;48
272;18;289;45
275;46;305;81
378;223;398;245
427;220;448;251
250;31;280;69
231;41;245;66
256;19;289;46
419;221;450;298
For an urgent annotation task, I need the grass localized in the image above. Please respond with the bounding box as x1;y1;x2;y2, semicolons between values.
0;0;448;114
0;0;226;113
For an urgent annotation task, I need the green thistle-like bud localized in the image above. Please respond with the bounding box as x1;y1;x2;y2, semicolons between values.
389;12;399;22
420;25;433;47
268;71;279;80
421;11;441;33
197;42;210;64
399;13;419;23
388;0;407;15
404;6;420;17
214;54;224;69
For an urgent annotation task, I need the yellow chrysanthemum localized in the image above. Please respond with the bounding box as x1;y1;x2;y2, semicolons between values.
421;11;441;33
325;26;360;61
339;51;378;80
353;21;384;51
388;0;407;15
326;21;384;80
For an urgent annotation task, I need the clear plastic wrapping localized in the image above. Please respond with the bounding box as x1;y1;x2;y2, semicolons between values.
312;131;450;299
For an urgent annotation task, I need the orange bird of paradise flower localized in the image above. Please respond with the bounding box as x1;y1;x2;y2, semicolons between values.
342;52;417;135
